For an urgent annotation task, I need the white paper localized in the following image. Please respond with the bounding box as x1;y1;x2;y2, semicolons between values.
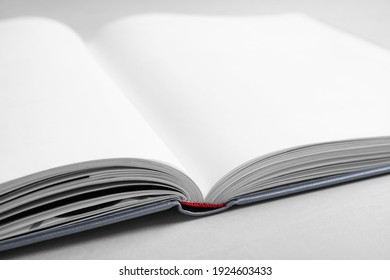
90;14;390;195
0;18;185;184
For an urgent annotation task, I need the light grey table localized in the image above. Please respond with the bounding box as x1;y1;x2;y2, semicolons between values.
1;0;390;259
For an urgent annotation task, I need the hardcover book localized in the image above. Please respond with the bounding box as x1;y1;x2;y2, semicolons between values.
1;13;390;251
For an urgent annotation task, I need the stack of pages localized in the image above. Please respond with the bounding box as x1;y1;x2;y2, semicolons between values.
1;13;390;251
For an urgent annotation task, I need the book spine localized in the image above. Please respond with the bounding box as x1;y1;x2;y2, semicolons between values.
180;201;226;209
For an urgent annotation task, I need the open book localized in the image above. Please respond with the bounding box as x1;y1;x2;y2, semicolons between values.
1;13;390;252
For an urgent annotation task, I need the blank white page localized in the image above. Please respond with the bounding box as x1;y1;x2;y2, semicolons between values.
90;14;390;195
0;18;184;184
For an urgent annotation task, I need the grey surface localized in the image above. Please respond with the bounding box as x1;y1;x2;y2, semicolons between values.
1;0;390;259
1;0;390;49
